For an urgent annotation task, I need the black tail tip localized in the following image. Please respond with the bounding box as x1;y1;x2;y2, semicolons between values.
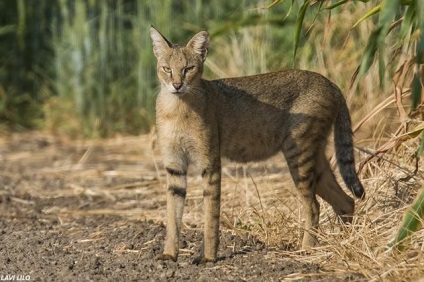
353;183;365;199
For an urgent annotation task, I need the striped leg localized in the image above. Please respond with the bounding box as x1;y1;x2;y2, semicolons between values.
193;158;221;264
296;173;320;249
157;165;187;261
283;141;320;249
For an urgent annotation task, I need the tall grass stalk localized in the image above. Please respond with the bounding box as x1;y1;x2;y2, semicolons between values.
47;1;285;137
2;0;416;142
50;0;157;137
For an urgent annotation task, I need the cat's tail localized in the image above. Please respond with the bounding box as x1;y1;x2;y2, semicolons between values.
334;94;365;199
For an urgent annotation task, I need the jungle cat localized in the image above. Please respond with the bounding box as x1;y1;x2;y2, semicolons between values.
150;26;365;264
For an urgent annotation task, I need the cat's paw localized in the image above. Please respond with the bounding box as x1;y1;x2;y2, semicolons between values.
155;253;177;262
191;256;216;265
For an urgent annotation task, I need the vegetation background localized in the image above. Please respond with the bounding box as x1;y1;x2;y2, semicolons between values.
0;0;423;278
1;0;415;138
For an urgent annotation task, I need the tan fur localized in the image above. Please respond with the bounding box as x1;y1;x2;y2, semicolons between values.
150;27;364;264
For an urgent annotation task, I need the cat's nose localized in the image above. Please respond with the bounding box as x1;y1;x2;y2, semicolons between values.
173;83;183;90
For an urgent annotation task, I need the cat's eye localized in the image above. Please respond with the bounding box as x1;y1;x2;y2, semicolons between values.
162;67;172;74
183;66;195;75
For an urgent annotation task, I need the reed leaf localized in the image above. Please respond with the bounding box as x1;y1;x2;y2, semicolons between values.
415;0;424;64
358;28;379;76
376;0;399;84
293;0;310;61
412;72;422;110
390;187;424;251
325;0;349;10
352;4;381;28
262;0;284;10
399;5;415;43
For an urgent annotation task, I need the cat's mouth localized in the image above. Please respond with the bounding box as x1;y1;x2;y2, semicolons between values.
171;89;186;96
169;84;187;96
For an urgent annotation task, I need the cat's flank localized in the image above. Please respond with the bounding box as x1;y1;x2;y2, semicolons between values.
150;27;364;264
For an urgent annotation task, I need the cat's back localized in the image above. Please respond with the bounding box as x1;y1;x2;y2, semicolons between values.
210;69;339;102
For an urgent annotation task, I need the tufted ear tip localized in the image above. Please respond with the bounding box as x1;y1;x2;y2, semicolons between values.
149;26;156;34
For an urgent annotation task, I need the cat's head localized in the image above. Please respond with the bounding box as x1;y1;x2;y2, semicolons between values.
150;27;209;96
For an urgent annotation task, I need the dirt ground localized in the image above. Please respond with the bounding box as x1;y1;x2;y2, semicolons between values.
0;132;413;281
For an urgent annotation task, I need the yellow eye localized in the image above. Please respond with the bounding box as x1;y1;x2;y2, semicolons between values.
183;66;195;75
162;67;172;73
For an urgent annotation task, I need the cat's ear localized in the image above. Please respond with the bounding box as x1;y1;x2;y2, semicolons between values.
150;27;172;58
186;31;209;61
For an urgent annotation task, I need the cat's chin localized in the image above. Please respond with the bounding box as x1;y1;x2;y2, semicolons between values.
171;90;186;97
170;87;187;96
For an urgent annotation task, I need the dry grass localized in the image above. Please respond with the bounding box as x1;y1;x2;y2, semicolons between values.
4;47;423;282
2;2;422;279
188;141;423;281
1;128;423;280
150;117;423;280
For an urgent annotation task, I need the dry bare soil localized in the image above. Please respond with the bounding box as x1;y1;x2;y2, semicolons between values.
0;132;423;281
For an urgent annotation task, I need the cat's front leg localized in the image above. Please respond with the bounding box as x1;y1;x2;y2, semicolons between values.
156;155;188;262
193;155;222;264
